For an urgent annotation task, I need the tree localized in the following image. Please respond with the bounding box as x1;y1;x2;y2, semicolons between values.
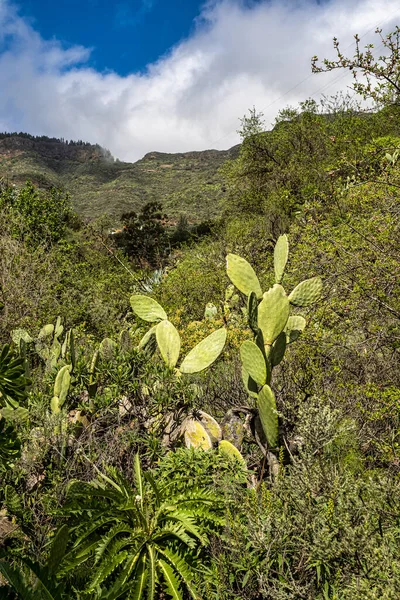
116;202;169;267
312;26;400;106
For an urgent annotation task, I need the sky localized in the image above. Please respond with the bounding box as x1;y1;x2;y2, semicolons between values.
0;0;399;161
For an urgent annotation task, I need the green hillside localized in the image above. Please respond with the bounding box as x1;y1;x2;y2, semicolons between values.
0;133;239;221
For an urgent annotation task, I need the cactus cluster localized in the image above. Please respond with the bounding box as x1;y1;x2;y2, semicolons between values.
226;234;322;450
130;295;227;375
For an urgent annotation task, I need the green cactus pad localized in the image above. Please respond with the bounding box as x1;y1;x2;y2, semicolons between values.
51;396;60;414
257;384;279;448
11;329;33;346
130;295;168;322
284;315;306;344
226;254;262;299
270;332;287;367
179;328;227;374
156;320;181;368
240;340;267;386
241;366;259;399
219;440;247;467
247;292;259;334
258;284;290;345
54;365;71;408
288;277;322;307
38;323;54;339
274;234;289;284
184;420;212;449
138;325;157;349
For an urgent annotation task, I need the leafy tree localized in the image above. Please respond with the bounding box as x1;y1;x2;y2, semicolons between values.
58;454;224;599
312;26;400;106
116;201;169;267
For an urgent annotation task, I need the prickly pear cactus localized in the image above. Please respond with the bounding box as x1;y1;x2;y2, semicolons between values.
219;439;247;467
226;234;322;451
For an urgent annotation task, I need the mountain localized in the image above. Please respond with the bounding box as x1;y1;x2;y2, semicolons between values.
0;133;239;221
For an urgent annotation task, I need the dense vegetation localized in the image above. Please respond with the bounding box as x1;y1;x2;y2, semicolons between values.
1;28;400;599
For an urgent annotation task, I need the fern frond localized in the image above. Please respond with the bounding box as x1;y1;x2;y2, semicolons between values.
88;550;128;591
156;547;199;600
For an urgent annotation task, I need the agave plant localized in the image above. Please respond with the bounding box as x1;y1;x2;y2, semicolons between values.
58;454;224;599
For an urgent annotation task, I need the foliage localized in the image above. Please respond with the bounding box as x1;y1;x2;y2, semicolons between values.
57;454;224;599
312;26;400;106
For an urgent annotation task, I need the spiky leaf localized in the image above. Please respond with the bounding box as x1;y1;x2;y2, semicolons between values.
130;295;167;322
226;254;262;299
156;321;181;368
274;234;289;284
159;560;182;600
257;385;279;448
288;277;322;307
258;284;289;345
240;341;267;386
179;328;226;374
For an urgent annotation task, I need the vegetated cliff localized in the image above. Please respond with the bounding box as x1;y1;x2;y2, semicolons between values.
0;133;240;220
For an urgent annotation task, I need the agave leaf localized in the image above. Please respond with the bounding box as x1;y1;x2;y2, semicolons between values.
226;254;262;299
130;295;167;322
274;234;289;284
156;321;181;368
258;284;289;345
179;328;226;374
257;385;279;448
240;341;267;386
288;277;322;307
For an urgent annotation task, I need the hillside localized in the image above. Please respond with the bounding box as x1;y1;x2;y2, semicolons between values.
0;133;240;221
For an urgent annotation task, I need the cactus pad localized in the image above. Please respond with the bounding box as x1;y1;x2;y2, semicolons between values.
241;365;259;398
285;315;306;344
156;320;181;368
247;292;259;334
270;331;287;367
219;440;246;467
184;419;212;449
288;277;322;306
240;340;267;386
274;234;289;284
258;284;289;345
179;327;227;374
198;410;222;444
130;295;168;322
226;254;262;299
257;384;279;448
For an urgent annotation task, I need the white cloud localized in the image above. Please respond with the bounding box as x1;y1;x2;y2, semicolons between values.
0;0;399;160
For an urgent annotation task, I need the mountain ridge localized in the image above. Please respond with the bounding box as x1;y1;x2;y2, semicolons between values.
0;133;240;221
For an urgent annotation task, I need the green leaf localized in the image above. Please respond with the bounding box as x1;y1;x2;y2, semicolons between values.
247;292;259;334
134;453;144;508
257;385;279;448
240;341;266;386
258;284;289;345
288;277;322;307
241;366;259;398
159;560;182;600
226;254;262;298
130;295;168;322
179;328;226;374
156;321;181;368
53;365;71;408
147;546;156;600
0;562;36;600
274;234;289;284
5;485;23;516
47;525;69;575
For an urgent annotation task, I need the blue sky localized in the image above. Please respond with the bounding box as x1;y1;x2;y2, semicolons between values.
0;0;399;160
19;0;205;75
